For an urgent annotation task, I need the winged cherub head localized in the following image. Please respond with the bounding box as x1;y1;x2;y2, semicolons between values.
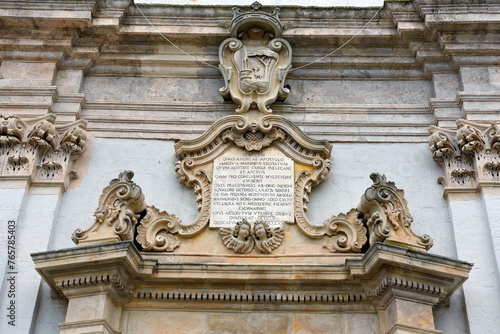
233;219;251;240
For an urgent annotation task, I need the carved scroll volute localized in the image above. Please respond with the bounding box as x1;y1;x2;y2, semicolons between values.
0;115;29;174
173;159;211;237
293;158;367;253
72;171;147;246
219;3;291;114
323;209;367;253
357;173;433;251
137;206;180;252
0;115;28;146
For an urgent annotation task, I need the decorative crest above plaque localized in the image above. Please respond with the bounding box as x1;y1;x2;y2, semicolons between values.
219;2;292;114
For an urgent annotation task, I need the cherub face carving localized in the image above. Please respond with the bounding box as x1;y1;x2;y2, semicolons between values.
254;222;266;238
239;223;250;238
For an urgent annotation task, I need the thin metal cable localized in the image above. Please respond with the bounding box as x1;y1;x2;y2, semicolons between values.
134;3;382;72
289;6;382;72
134;3;220;69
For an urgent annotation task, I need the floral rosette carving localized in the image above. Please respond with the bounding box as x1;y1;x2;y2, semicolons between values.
72;171;147;245
357;173;432;251
137;206;180;252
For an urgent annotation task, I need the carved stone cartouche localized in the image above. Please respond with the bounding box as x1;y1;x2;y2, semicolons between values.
219;3;291;114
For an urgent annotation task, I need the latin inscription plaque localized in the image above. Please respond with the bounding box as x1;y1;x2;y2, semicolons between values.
210;147;294;228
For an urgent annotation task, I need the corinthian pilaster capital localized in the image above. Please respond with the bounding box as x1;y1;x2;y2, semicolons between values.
0;114;88;191
429;119;500;195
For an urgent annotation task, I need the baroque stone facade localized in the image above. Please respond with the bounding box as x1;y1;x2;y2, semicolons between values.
1;1;500;334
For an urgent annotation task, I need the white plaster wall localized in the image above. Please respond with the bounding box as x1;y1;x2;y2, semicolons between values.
0;186;27;296
1;191;62;334
52;138;198;250
448;198;500;334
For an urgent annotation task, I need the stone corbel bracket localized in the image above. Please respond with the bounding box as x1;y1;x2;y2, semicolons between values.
357;173;433;251
72;171;147;246
430;119;500;196
0;113;87;191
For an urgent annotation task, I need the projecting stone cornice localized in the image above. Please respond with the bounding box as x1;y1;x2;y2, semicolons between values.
32;241;472;309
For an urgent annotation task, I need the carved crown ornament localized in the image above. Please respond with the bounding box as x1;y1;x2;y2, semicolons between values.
0;113;87;190
429;119;500;194
72;3;433;255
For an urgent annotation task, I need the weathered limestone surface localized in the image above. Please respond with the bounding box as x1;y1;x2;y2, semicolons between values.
0;0;498;333
32;242;472;334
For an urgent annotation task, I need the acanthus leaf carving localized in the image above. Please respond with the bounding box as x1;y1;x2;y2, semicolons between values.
72;170;147;246
0;114;87;190
430;119;500;190
357;173;433;251
27;114;58;151
136;206;180;252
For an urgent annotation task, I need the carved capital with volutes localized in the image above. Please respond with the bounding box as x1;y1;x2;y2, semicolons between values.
0;114;88;190
429;119;500;192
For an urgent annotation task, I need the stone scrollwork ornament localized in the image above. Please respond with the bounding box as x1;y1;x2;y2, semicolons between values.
136;206;180;252
357;173;433;251
219;2;292;114
72;171;147;246
69;3;435;257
